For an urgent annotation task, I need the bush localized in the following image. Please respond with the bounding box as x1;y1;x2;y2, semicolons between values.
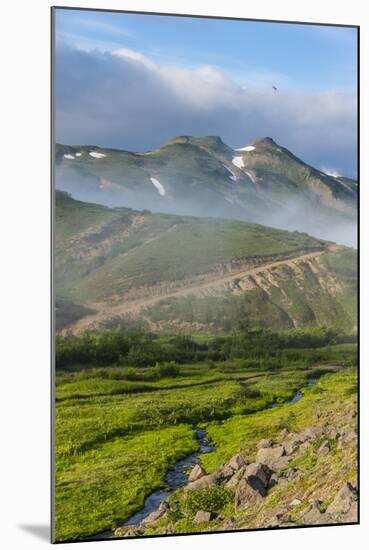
183;485;233;516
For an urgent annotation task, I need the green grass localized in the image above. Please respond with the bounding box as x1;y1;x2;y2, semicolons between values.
54;340;356;541
55;424;197;541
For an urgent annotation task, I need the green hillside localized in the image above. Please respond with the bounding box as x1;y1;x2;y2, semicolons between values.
55;192;356;334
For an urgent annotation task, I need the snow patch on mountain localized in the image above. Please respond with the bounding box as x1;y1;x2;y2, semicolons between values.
89;151;106;159
323;168;341;178
63;154;75;160
76;152;82;157
232;156;245;169
236;145;256;152
150;177;166;196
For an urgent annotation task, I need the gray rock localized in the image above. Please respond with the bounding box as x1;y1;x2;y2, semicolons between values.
290;498;302;507
283;438;301;456
141;501;169;526
228;454;246;470
217;464;237;480
244;462;273;488
301;501;325;524
193;510;216;523
326;482;358;515
225;466;246;489
188;464;207;482
257;438;274;449
185;473;218;492
268;455;291;472
235;478;265;511
256;445;285;469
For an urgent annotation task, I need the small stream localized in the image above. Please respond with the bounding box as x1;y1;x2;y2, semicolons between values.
123;428;216;528
92;376;318;539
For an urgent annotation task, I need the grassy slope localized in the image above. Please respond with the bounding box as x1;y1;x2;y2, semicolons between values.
55;191;326;302
55;192;357;333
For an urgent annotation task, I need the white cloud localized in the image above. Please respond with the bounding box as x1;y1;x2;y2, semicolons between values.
55;45;357;177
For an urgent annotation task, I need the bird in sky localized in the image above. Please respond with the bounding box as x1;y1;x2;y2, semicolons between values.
272;85;278;91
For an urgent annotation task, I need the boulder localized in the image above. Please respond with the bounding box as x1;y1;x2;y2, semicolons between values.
217;464;237;480
244;462;272;488
290;498;302;507
326;482;358;516
301;501;324;524
141;501;169;526
284;437;302;456
225;466;246;489
193;510;216;524
235;478;265;511
185;473;218;492
228;454;246;470
257;438;274;449
188;464;207;482
256;445;287;470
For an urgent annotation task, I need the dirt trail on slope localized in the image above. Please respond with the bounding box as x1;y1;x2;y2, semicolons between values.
67;246;335;335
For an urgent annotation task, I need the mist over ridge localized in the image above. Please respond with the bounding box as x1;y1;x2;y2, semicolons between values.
55;134;357;248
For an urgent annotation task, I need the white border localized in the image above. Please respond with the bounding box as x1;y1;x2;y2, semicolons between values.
1;1;367;549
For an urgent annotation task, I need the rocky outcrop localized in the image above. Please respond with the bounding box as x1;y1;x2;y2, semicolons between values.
326;482;358;519
114;396;357;537
188;464;207;482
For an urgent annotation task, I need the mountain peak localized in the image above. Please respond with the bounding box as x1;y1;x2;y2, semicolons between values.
166;135;226;147
252;137;278;148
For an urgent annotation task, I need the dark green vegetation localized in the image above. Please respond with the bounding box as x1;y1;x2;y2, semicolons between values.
55;136;357;247
56;326;355;371
55;191;357;334
55;327;357;541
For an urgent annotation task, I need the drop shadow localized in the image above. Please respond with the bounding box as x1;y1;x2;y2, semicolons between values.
18;524;50;542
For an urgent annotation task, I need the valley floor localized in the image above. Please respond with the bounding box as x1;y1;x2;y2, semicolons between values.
54;342;357;542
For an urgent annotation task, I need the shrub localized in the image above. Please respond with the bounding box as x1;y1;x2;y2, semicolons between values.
183;485;233;516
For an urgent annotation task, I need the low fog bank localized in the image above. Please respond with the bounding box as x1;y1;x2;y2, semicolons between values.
55;172;357;249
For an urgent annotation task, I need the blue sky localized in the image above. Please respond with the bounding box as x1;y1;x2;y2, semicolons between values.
55;8;358;176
